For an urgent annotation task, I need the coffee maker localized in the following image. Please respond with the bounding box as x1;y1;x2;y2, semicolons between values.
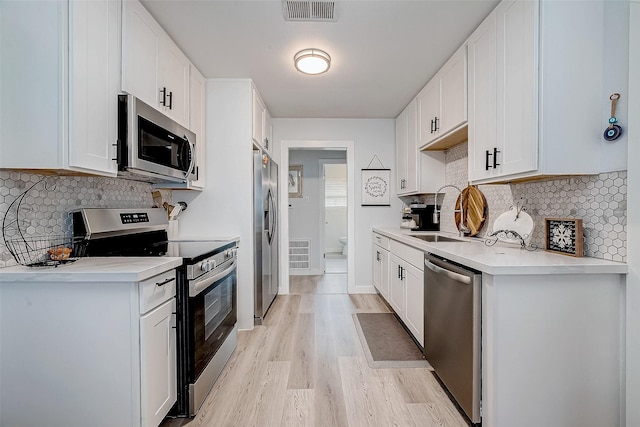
409;204;439;231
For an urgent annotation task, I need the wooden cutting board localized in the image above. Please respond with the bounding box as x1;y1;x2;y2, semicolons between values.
454;185;487;236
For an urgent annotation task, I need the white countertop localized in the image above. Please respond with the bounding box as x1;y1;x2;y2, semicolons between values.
373;227;628;275
0;257;183;282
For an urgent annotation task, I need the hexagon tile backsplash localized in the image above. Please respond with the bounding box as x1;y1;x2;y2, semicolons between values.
437;143;627;262
0;171;157;268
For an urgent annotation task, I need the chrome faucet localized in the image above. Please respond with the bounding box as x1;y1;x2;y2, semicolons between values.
433;184;470;237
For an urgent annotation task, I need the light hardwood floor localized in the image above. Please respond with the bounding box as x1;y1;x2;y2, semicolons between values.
162;274;468;427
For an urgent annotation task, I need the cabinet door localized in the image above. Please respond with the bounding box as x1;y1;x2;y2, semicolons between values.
373;245;382;292
417;79;440;147
373;246;390;300
252;89;265;147
68;0;119;176
395;107;408;194
389;254;406;319
122;0;162;109
140;298;177;427
439;46;467;135
189;65;206;189
379;249;390;301
467;10;498;182
495;0;538;177
404;99;419;194
263;109;273;153
161;39;190;127
404;262;424;347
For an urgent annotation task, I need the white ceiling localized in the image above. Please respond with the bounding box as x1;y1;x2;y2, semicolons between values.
141;0;499;119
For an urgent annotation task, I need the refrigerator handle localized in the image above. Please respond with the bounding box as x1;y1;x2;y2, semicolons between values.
269;194;276;244
266;188;273;244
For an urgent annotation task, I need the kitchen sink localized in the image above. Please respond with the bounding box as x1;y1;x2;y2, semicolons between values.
408;234;465;243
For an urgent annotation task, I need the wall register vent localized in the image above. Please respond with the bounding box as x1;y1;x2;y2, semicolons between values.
282;1;337;22
289;239;311;269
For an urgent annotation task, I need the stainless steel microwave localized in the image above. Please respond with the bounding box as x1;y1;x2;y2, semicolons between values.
117;94;197;183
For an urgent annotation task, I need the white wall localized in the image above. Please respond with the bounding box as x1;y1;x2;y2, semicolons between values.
173;79;256;331
288;150;346;274
627;2;639;425
274;119;401;293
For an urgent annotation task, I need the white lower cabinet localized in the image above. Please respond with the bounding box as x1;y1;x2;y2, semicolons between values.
0;267;178;427
140;298;177;427
389;254;407;320
373;245;390;300
374;233;425;347
372;233;390;300
403;262;424;346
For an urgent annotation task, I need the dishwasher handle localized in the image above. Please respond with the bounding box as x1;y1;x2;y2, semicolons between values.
424;258;473;284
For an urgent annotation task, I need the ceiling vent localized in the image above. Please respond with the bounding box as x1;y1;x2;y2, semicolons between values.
282;1;337;22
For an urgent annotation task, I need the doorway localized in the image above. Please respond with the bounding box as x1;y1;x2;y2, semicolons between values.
279;141;355;295
320;160;347;275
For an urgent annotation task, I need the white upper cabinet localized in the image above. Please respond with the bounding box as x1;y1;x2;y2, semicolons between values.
467;10;498;181
0;0;120;176
252;87;273;154
395;99;445;196
188;66;206;189
263;109;273;153
468;0;622;184
468;0;537;182
154;64;206;191
122;0;190;128
418;45;468;150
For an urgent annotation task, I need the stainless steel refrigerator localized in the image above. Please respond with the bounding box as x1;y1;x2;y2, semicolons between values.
253;149;278;325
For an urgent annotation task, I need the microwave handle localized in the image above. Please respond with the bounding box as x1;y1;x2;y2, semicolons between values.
184;136;196;182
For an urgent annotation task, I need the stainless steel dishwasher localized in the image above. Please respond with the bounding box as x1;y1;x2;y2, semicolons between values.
424;253;482;424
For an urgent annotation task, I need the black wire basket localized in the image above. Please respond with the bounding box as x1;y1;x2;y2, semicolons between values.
4;235;79;267
2;177;82;267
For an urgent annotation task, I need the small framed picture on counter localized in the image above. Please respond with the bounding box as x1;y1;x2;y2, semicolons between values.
544;218;584;257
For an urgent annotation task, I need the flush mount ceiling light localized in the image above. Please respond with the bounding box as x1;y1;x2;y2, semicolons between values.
294;48;331;75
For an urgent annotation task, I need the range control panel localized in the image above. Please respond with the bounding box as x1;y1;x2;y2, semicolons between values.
120;213;150;224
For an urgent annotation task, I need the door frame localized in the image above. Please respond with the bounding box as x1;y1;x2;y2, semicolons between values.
318;158;348;273
279;140;355;294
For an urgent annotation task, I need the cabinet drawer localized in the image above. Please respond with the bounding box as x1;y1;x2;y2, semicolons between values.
373;233;390;250
139;269;176;314
390;239;424;271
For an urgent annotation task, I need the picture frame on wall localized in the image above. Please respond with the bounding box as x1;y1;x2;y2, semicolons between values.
288;165;303;198
544;218;584;257
361;169;390;206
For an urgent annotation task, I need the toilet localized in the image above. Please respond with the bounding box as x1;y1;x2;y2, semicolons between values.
339;237;347;255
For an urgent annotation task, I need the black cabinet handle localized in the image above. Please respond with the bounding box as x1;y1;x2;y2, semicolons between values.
485;150;492;170
167;91;173;110
400;266;405;280
398;265;402;278
430;119;435;134
376;251;380;261
160;87;167;106
156;277;175;287
493;147;500;168
434;116;439;132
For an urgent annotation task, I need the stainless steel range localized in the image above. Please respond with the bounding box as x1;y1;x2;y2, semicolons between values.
72;208;238;417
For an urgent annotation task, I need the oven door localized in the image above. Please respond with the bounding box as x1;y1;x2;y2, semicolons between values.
188;259;237;382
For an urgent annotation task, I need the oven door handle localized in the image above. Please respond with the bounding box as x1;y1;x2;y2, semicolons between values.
189;259;237;297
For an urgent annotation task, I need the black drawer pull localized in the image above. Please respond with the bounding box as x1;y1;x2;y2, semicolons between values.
493;147;500;168
156;277;175;287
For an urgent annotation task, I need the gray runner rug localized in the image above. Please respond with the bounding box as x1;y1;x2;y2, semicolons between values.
353;312;431;369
